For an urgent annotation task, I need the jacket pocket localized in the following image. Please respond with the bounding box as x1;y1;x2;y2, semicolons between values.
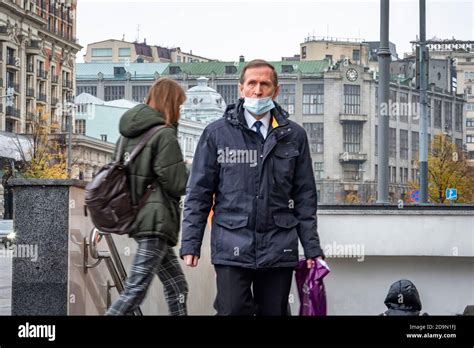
272;143;299;188
274;143;300;159
213;213;252;262
271;212;299;263
214;213;249;230
273;212;299;229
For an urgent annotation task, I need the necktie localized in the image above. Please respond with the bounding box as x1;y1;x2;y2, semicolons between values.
254;120;265;143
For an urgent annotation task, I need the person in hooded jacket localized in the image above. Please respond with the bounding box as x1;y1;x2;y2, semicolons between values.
381;279;428;316
106;78;189;316
180;60;324;316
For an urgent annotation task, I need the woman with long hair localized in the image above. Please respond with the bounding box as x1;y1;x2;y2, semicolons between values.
106;78;189;315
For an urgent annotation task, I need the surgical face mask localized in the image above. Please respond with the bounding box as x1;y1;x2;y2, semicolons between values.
243;96;275;116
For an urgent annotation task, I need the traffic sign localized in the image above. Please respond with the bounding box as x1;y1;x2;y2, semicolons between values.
446;188;457;201
410;190;420;203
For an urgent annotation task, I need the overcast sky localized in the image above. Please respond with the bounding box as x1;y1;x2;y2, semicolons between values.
76;0;473;63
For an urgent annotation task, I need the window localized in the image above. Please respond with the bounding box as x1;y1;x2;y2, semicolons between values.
375;87;379;117
217;84;238;105
434;99;442;128
399;92;408;123
344;85;360;114
389;166;397;183
467;119;474;127
411;94;420;124
76;86;97;96
412;168;419;183
389;89;397;121
303;84;324;115
325;54;333;63
412;132;419;159
118;48;131;57
343;123;362;153
277;84;295;114
400;168;408;184
303;123;324;153
455;139;463;150
389;128;396;158
314;162;324;179
301;46;306;59
466;103;474;111
91;48;112;57
132;85;151;102
467;135;474;143
185;137;194;152
281;65;294;74
104;85;124;101
343;163;360;181
400;130;408;159
100;134;107;142
444;101;452;131
75;119;86;135
375;125;378;156
225;65;237;74
455;104;463;132
352;49;360;61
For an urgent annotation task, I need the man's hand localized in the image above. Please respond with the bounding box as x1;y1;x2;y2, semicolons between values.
306;256;323;269
183;254;199;267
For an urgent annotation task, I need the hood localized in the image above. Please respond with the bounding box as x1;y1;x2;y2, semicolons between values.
223;98;290;128
384;279;422;313
119;104;167;138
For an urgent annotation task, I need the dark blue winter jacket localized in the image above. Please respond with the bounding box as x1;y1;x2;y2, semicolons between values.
180;99;324;268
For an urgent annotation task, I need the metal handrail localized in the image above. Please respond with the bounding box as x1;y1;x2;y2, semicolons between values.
85;228;142;315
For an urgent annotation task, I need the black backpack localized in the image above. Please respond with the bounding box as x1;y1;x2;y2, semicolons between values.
85;125;167;235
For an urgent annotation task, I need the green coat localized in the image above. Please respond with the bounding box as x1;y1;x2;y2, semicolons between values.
115;104;188;245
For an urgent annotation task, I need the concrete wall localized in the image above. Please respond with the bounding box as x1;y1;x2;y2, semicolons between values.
6;179;473;315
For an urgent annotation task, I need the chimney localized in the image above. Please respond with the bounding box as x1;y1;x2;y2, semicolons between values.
190;49;193;55
239;55;245;63
144;38;146;45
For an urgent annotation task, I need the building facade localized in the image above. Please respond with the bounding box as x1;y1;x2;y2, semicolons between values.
74;92;207;165
83;39;213;64
0;0;81;135
426;41;474;163
300;36;370;67
76;59;465;203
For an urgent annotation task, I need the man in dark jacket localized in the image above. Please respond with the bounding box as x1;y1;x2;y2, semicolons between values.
180;59;324;315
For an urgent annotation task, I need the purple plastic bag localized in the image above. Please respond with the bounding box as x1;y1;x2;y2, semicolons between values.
295;258;331;316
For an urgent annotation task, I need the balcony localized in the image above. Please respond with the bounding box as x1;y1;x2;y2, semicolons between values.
339;152;368;162
51;74;59;84
37;93;47;104
26;88;35;98
6;106;20;118
339;113;368;123
37;69;47;80
26;40;41;55
51;97;59;106
6;56;19;70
